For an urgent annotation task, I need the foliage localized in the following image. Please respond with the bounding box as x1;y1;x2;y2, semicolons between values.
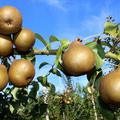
1;16;120;120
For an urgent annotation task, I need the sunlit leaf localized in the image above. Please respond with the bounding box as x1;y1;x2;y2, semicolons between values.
37;76;49;87
35;33;51;50
49;35;59;42
86;41;105;69
49;68;62;77
60;39;70;48
104;21;119;37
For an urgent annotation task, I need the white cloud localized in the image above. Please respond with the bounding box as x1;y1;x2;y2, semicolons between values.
32;0;67;11
81;9;111;36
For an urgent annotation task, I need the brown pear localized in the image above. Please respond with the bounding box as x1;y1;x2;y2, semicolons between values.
0;6;22;35
62;39;96;76
0;64;8;90
0;34;13;57
9;59;35;87
13;28;35;52
99;68;120;104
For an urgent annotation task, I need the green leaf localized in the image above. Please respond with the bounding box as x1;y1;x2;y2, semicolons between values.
39;62;49;69
94;69;103;90
39;103;48;116
55;40;70;66
95;53;104;70
87;67;103;90
86;41;105;69
96;96;114;120
56;61;64;73
49;35;59;42
104;21;119;37
97;44;105;59
37;76;49;87
29;81;39;99
87;67;97;85
55;46;63;66
21;54;36;65
9;104;14;113
48;83;56;94
49;68;62;77
60;39;70;48
101;41;112;48
86;41;97;49
35;33;51;50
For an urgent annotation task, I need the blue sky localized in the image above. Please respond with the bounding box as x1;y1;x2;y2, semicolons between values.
0;0;120;92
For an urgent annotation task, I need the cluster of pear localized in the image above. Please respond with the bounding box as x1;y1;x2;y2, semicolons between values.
0;6;35;90
0;6;35;57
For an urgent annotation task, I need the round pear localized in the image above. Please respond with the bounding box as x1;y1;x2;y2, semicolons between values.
9;59;35;87
0;6;22;35
99;68;120;104
0;34;13;57
0;64;8;90
13;28;35;52
62;39;96;76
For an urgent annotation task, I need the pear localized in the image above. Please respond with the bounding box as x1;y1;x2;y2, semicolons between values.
0;6;22;35
0;64;8;90
9;59;35;87
13;28;35;52
99;68;120;104
0;34;13;57
62;39;96;76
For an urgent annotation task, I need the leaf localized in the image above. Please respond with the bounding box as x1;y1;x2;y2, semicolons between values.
39;103;48;116
49;68;62;77
94;70;103;91
55;46;63;66
49;35;59;42
9;104;14;113
48;83;56;94
97;43;105;59
35;33;51;50
39;62;49;69
101;41;112;48
56;61;64;73
86;41;105;69
87;67;103;90
37;76;49;87
95;53;104;70
60;39;70;48
29;81;39;99
87;67;97;86
86;41;97;49
104;21;119;37
11;87;20;100
21;54;36;65
96;96;114;120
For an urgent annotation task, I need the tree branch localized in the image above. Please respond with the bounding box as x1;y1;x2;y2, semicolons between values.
14;48;120;61
32;49;57;55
